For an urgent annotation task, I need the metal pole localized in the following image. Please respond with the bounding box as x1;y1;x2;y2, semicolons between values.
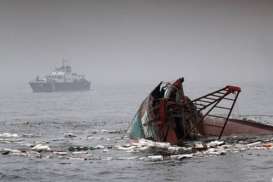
218;91;241;139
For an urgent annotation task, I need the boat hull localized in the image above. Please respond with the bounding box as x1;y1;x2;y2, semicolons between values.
200;117;273;137
29;81;91;93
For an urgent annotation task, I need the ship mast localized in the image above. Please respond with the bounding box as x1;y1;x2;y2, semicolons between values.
62;59;68;68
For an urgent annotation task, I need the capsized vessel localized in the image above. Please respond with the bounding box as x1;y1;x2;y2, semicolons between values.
128;77;273;145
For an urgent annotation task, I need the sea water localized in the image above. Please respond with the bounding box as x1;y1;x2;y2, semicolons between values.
0;81;272;182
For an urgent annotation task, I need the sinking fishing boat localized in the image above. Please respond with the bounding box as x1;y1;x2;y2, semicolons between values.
128;78;273;145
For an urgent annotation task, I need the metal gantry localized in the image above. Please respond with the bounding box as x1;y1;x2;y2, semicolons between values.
191;85;241;139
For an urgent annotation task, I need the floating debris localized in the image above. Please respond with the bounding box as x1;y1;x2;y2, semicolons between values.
72;151;88;155
64;133;77;138
0;135;272;161
170;154;193;160
95;145;105;149
1;150;10;155
262;143;273;149
115;136;273;161
116;145;137;152
139;155;163;162
246;141;262;147
0;148;25;156
0;133;19;138
53;151;68;156
117;156;138;160
27;151;41;158
204;148;226;156
207;140;225;148
68;146;89;152
86;135;111;141
32;144;51;152
193;142;207;151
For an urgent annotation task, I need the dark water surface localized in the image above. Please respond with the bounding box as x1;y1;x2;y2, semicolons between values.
0;82;273;182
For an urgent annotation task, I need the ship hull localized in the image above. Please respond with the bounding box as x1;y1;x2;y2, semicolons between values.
29;81;91;93
200;117;273;136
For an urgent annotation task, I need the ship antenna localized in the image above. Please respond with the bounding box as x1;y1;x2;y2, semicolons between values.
62;58;69;67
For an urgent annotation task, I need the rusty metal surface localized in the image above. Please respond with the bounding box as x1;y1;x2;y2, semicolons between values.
128;77;273;145
201;117;273;136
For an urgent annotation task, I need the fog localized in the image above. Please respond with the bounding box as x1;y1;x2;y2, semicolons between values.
0;0;273;88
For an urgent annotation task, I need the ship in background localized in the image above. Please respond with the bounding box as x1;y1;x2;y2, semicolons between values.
29;61;91;93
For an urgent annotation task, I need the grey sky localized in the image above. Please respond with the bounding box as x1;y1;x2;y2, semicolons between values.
0;0;273;87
